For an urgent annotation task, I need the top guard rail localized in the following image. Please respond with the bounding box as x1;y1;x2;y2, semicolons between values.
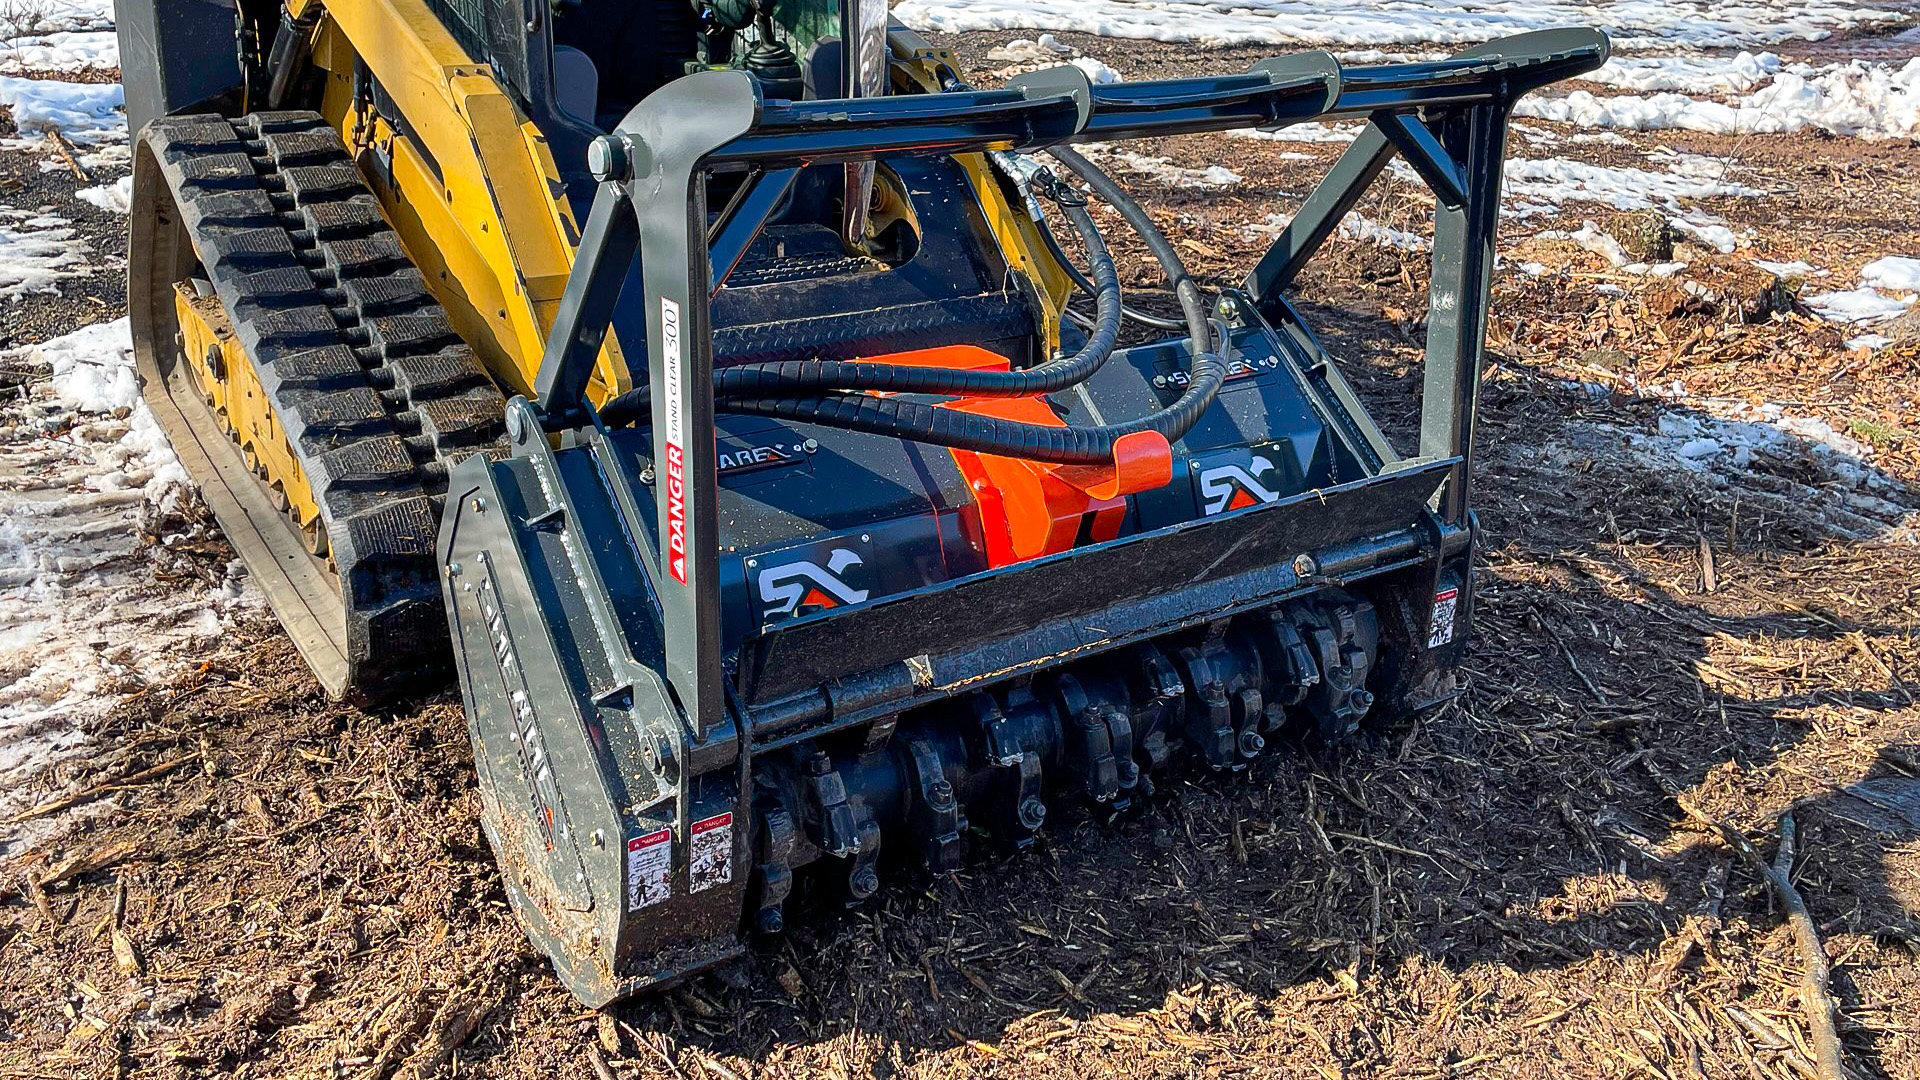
522;26;1607;747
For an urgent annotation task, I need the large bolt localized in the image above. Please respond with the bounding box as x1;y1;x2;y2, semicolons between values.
1238;729;1266;758
756;907;785;934
929;778;954;808
587;134;634;183
1018;797;1047;831
849;865;879;899
1292;552;1318;578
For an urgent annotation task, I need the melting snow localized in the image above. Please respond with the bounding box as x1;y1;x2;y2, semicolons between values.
1803;285;1914;324
893;0;1900;50
1244;209;1429;252
0;320;259;837
1518;56;1920;140
1585;51;1786;94
0;73;125;148
1752;258;1825;279
1232;121;1360;144
1859;255;1920;293
1080;141;1240;187
76;175;130;214
987;33;1125;83
1547;395;1919;544
1494;155;1763;218
1801;256;1920;325
0;28;117;74
0;207;94;297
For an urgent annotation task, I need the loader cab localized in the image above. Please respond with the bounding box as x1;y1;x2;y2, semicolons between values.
418;0;872;199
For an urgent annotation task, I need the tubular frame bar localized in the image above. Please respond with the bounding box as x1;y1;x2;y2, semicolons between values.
1244;28;1606;527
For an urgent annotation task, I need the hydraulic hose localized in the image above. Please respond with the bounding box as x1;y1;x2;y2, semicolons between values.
1035;202;1189;332
599;185;1121;434
600;147;1226;466
602;175;1120;427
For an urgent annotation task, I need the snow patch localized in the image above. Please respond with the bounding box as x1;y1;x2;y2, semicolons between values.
0;206;93;297
985;34;1075;64
1585;51;1784;94
1517;56;1920;140
1802;285;1913;324
0;28;117;73
1079;142;1240;188
1245;209;1429;252
1231;121;1359;144
893;0;1901;51
1;0;115;34
1752;258;1825;279
986;34;1123;83
76;174;130;214
0;319;261;838
0;73;125;147
1549;397;1919;544
1494;155;1763;218
75;171;130;212
1534;219;1689;275
1859;255;1920;294
1069;55;1124;85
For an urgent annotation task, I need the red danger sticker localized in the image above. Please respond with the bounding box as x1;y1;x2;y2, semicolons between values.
664;441;687;583
661;295;688;584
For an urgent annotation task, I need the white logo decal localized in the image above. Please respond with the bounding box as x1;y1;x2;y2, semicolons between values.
757;548;870;621
1198;455;1282;515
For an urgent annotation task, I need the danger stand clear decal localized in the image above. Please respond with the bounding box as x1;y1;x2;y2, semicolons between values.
688;812;733;893
627;828;672;911
661;295;688;584
1428;587;1460;649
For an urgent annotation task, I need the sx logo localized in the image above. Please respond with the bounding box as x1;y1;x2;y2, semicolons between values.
757;548;870;622
1198;455;1282;515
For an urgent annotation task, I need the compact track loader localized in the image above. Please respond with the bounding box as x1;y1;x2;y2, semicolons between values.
119;0;1605;1004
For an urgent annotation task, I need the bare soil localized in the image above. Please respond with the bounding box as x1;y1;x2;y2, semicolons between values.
4;30;1919;1080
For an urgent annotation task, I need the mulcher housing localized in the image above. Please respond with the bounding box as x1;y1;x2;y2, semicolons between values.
435;29;1609;1003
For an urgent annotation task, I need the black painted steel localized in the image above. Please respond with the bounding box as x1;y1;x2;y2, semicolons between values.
445;28;1607;1004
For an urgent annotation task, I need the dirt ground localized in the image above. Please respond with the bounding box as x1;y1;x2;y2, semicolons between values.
4;26;1920;1080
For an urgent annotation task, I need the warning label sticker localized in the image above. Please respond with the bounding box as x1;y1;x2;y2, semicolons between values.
627;828;672;911
660;295;688;584
688;812;733;894
1428;587;1460;649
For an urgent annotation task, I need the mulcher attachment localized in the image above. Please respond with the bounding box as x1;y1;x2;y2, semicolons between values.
439;29;1609;1004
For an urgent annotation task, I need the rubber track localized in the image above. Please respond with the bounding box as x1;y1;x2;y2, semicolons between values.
143;110;507;697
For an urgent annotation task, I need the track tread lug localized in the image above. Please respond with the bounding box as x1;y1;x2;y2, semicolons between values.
139;108;506;698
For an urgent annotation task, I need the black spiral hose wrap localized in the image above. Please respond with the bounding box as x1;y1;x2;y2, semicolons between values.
598;148;1225;466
